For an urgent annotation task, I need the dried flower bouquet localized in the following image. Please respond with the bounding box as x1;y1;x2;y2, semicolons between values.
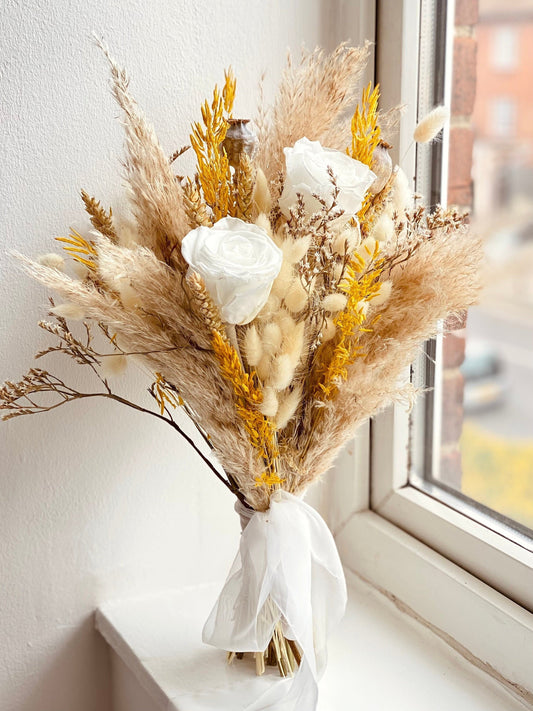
1;41;482;709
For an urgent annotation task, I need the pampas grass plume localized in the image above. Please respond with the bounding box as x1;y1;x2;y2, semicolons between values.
243;325;263;366
413;105;449;143
118;280;139;309
38;253;65;271
50;302;87;320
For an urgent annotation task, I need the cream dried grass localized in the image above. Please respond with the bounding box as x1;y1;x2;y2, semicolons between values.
98;40;189;269
256;42;371;184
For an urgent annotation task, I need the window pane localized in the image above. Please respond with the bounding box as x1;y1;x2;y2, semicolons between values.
412;0;533;536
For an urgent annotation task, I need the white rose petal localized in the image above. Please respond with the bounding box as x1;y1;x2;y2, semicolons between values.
181;217;283;325
279;137;376;224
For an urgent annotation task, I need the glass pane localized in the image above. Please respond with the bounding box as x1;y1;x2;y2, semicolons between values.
412;0;533;536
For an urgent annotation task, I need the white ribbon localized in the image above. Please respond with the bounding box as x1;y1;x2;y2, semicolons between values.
202;490;347;711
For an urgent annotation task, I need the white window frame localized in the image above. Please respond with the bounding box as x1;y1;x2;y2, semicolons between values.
325;0;533;701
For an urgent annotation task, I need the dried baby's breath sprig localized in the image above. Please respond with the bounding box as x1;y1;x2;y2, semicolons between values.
190;70;236;221
80;190;117;243
426;204;468;232
183;178;211;228
56;230;98;270
1;310;238;496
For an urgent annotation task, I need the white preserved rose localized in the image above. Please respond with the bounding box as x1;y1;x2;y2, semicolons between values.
279;137;376;223
181;217;283;325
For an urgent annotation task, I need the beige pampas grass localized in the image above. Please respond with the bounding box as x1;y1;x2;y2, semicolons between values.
97;40;188;269
413;105;449;143
256;42;371;182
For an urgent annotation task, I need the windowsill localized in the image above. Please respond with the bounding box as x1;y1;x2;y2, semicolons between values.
95;570;527;711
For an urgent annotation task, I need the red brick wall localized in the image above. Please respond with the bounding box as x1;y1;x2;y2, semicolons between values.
440;0;478;488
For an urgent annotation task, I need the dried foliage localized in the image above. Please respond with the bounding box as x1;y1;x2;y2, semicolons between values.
190;69;236;220
2;43;482;516
80;190;118;242
349;82;381;167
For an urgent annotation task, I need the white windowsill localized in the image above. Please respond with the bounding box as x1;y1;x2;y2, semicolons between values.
95;571;528;711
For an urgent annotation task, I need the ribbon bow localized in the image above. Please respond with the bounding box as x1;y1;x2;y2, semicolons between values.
203;490;347;711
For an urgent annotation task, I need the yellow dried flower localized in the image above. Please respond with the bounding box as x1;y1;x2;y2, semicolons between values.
152;372;182;415
190;70;236;221
348;82;381;168
212;329;280;487
316;242;385;400
254;471;285;488
55;230;98;270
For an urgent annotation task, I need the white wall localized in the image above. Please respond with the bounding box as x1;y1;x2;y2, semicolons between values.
0;2;326;709
0;1;373;709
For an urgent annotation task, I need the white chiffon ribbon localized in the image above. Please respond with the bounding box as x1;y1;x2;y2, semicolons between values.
202;489;347;711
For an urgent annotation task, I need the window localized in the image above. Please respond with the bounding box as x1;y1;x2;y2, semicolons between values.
490;97;516;136
332;0;533;698
491;26;519;71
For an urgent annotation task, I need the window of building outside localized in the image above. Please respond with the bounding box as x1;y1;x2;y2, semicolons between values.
410;0;533;544
491;25;519;70
490;97;516;136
